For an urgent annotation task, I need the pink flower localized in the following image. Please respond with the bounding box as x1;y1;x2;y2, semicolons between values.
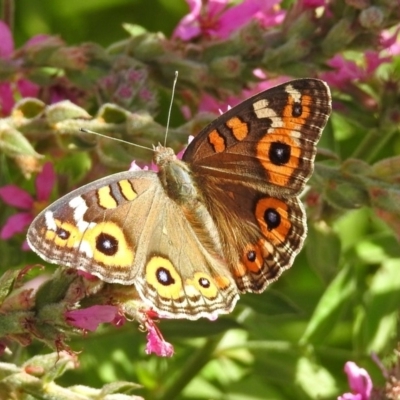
65;305;123;332
320;51;391;89
0;20;40;116
144;314;174;357
173;0;284;41
380;25;400;57
0;162;56;249
338;361;373;400
321;55;364;89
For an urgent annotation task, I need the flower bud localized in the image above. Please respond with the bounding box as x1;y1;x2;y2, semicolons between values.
262;37;311;68
45;101;91;125
210;56;243;79
359;6;384;29
0;123;41;157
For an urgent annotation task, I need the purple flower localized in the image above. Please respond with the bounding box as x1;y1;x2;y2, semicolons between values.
65;305;123;332
0;162;56;249
0;20;40;116
173;0;284;41
338;361;373;400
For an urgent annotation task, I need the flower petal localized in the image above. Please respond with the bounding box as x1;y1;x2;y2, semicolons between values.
21;240;31;251
0;185;34;209
35;162;56;201
65;305;119;332
25;34;52;47
0;82;15;116
173;0;202;40
345;361;372;399
338;361;373;400
0;20;14;58
145;323;174;357
217;0;266;39
0;212;33;239
17;79;40;98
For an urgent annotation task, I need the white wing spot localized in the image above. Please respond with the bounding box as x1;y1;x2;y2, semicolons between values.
285;84;302;103
44;211;57;231
253;99;277;119
69;195;96;232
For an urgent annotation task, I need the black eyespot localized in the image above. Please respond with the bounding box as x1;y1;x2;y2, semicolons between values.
247;251;256;262
292;103;302;117
156;267;175;286
56;227;70;240
96;233;118;256
269;142;291;166
199;277;210;288
264;208;281;230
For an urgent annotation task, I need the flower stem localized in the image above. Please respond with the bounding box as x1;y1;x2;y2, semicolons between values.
156;334;223;400
2;0;15;31
350;128;398;163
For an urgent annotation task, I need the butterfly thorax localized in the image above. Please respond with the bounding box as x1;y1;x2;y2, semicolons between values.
154;145;199;206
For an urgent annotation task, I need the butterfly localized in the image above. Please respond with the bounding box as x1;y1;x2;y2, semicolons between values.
27;79;331;320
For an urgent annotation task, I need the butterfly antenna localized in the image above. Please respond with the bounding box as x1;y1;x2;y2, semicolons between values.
164;71;178;147
79;128;153;152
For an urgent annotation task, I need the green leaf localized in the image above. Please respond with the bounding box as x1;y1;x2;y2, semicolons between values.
160;318;241;338
355;258;400;353
306;222;341;283
299;264;356;345
122;23;148;36
0;269;20;304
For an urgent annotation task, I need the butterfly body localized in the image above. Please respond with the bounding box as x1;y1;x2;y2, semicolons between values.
27;79;331;320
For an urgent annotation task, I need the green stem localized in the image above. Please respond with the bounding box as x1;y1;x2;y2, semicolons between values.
350;128;398;163
156;334;223;400
2;0;14;31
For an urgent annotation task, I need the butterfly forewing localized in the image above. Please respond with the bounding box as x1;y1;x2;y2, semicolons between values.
183;79;331;197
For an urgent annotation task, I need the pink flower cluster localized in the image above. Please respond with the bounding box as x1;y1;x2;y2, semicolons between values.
173;0;284;41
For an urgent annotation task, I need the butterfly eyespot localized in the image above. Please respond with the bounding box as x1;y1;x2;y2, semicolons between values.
292;103;303;117
198;277;210;288
247;250;257;262
190;273;218;298
95;233;119;256
145;256;182;299
156;267;175;286
264;208;281;230
255;198;291;245
56;227;70;240
244;245;263;270
269;142;291;166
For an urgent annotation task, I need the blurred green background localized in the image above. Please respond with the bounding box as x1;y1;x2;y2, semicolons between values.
14;0;185;46
4;1;400;399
